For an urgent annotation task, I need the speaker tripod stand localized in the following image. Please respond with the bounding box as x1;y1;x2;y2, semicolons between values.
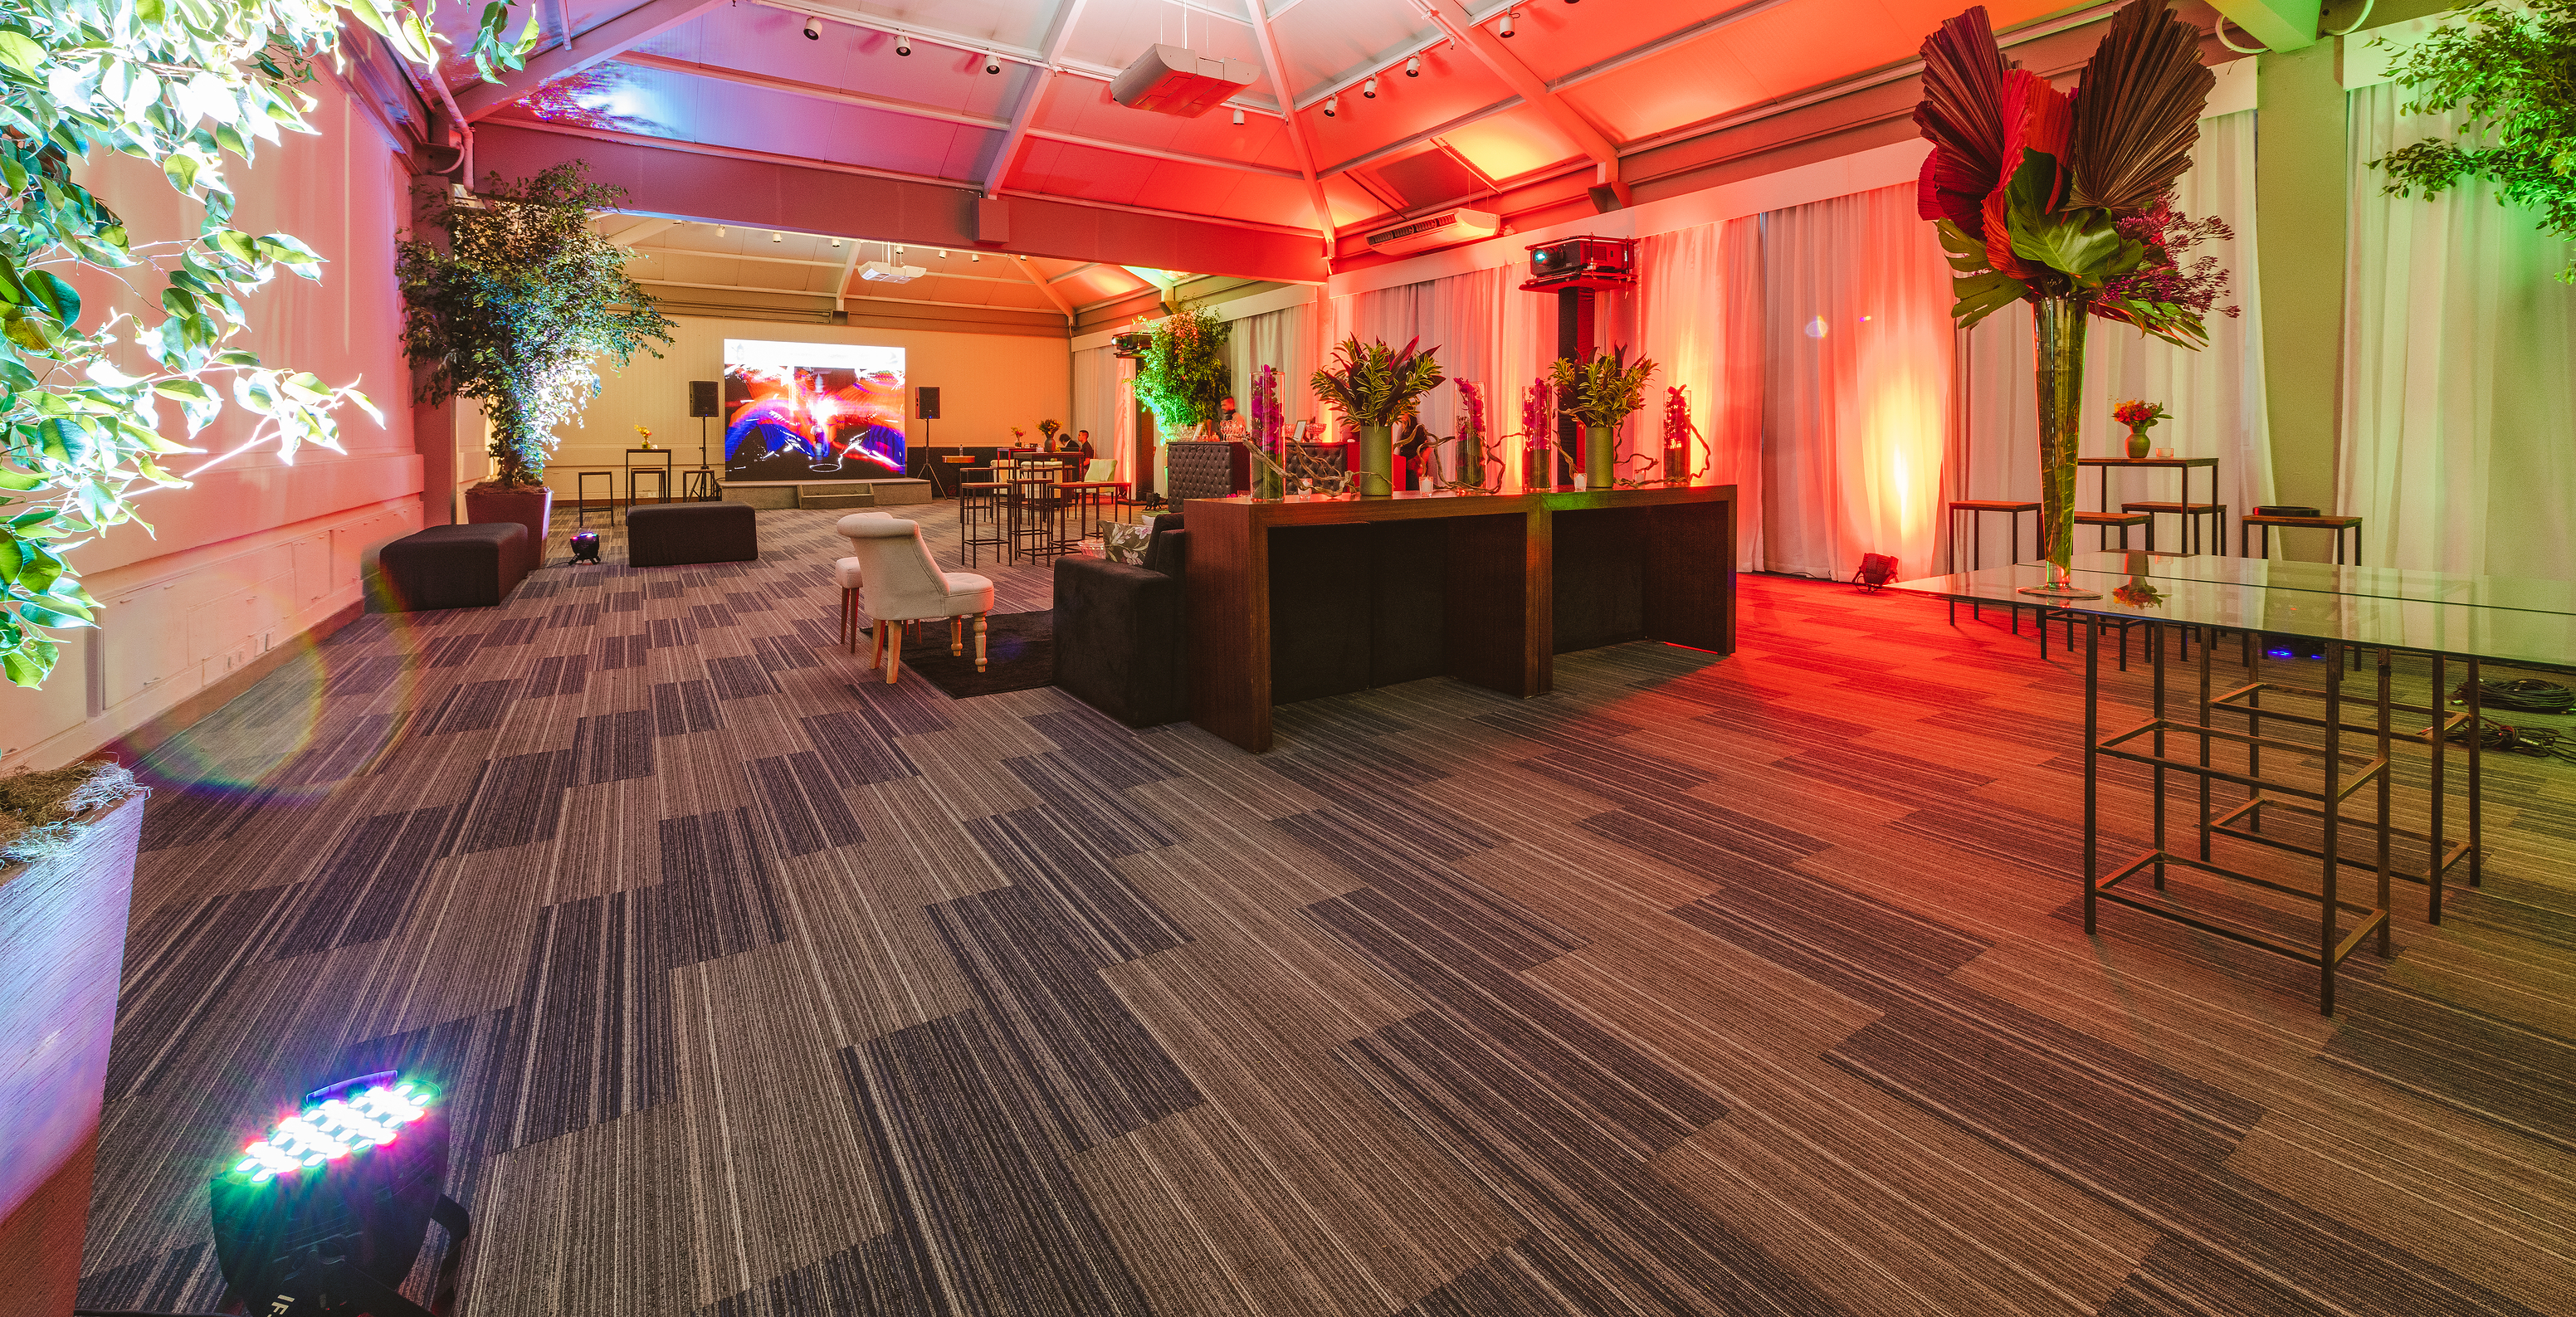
682;414;720;500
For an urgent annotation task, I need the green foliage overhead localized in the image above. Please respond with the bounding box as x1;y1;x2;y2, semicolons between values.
1549;347;1657;436
2375;0;2576;282
1133;306;1229;434
0;0;534;689
1310;336;1443;429
396;163;674;488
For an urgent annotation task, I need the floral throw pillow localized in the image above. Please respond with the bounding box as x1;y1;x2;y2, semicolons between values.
1102;522;1155;565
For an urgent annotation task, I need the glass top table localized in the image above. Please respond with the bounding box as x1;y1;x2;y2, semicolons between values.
1890;559;2576;668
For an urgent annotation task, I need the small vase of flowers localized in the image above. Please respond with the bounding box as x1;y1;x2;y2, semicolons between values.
634;424;656;450
2112;400;2167;460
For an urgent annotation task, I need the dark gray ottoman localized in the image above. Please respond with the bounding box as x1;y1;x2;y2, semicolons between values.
627;501;759;568
376;523;529;611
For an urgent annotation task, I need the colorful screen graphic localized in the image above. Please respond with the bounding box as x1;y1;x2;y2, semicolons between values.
722;339;906;482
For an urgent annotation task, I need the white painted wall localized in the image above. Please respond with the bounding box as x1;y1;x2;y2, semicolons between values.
1;73;424;769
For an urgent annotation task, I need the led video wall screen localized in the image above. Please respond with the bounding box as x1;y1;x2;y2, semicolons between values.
722;339;906;482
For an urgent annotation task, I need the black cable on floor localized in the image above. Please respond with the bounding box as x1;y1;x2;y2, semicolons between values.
2452;678;2574;713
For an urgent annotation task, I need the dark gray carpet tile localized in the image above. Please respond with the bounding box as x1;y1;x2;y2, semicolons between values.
849;678;954;736
73;1243;210;1315
1917;705;2089;752
1269;696;1417;754
272;804;457;957
1519;739;1715;801
423;680;517;735
1397;1237;1618;1317
1341;1011;1842;1317
490;890;675;1149
103;883;302;1101
488;617;544;646
648;616;700;649
450;749;577;855
571;710;656;786
646;578;684;599
691;602;739;630
608;588;642;612
525;653;588;699
791;616;841;649
1266;736;1453;790
839;1012;1157;1316
1023;708;1179;790
424;632;486;668
1001;752;1181;856
2443;890;2576;954
1264;754;1501;862
2321;983;2576;1157
600;632;647;670
515;578;563;600
545;601;603;629
1469;704;1647;754
323;652;416;697
1669;872;1996;1007
752;632;820;672
707;654;780;700
1883;796;2120;880
747;749;865;856
927;885;1204;1151
1308;889;1719;1154
963;807;1191;963
724;589;774;614
1772;742;1999;798
1277;807;1583;972
657;806;789;965
1578;810;1798;890
275;710;411;783
133;779;286;853
699;1234;937;1317
1520;761;1832;875
803;710;919;786
652;679;724;735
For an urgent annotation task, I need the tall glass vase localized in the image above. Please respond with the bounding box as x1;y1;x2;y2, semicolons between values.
2020;295;2100;599
1358;423;1394;496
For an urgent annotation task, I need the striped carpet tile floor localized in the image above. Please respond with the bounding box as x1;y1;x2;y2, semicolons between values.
75;503;2576;1317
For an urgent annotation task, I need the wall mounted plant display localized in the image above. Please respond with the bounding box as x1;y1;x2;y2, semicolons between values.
1133;306;1230;437
2375;0;2576;280
0;0;530;690
1311;336;1444;495
397;162;674;490
1549;347;1658;488
1915;0;2229;597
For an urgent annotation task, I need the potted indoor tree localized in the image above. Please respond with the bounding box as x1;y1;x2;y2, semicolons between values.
2375;0;2576;276
397;163;672;561
1312;337;1445;496
1133;306;1230;441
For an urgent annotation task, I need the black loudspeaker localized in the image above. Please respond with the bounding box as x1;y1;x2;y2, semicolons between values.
917;386;941;420
688;380;719;417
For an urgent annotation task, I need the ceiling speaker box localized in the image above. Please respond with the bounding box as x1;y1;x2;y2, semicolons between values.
1110;44;1256;117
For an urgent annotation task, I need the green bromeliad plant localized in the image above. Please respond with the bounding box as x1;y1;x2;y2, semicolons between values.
395;163;674;487
0;0;536;687
2374;0;2576;281
1310;336;1444;428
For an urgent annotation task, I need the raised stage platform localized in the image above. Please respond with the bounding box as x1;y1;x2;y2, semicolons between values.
722;479;933;510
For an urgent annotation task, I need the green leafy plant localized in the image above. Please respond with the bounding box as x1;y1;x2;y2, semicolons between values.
2374;0;2576;281
1133;306;1230;434
397;163;673;488
1549;347;1657;437
1310;336;1444;428
0;0;534;689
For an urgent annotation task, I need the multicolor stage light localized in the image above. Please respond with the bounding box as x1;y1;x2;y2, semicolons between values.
226;1078;436;1186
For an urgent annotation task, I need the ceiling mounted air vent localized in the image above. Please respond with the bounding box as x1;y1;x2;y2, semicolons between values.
1363;208;1500;258
858;261;926;283
1110;44;1256;117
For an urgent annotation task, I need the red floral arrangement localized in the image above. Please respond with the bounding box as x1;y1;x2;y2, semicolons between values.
2111;399;2168;427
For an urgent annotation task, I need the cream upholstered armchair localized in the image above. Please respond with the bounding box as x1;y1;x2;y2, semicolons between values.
832;512;896;650
838;517;995;681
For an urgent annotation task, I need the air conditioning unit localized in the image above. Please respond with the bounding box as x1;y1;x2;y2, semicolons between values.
1111;44;1256;117
858;261;926;283
1363;208;1500;257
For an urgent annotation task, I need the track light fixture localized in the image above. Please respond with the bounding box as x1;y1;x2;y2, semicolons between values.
1324;94;1339;116
802;14;819;39
1405;55;1421;76
830;237;842;246
895;33;910;55
1364;76;1378;98
936;249;948;258
1232;106;1245;124
984;52;1001;74
771;231;783;241
1500;9;1515;36
715;225;726;237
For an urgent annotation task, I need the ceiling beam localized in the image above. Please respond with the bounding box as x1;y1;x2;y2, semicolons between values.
1244;0;1338;255
616;52;1012;130
982;0;1091;197
1410;0;1629;204
455;0;729;120
1025;129;1309;182
1015;255;1078;324
832;237;862;311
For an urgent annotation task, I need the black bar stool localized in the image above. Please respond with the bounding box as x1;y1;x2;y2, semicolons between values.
959;480;1005;567
2240;511;2363;563
1944;499;2041;626
2076;510;2150;549
2124;500;2227;554
574;471;615;528
627;467;670;511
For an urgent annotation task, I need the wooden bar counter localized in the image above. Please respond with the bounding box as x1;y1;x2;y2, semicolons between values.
1185;483;1737;751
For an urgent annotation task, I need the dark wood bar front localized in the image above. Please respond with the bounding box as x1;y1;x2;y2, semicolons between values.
1184;485;1738;751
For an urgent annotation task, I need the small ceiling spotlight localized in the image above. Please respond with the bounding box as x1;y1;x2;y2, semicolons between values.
715;225;726;237
830;237;842;246
895;33;910;55
1324;94;1339;116
1364;76;1378;98
984;52;1002;74
1406;55;1422;76
970;251;981;261
1232;106;1245;124
1500;9;1516;36
802;14;819;39
771;231;783;241
936;249;949;258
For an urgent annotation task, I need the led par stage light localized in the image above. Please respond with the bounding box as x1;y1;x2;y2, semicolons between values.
209;1073;471;1317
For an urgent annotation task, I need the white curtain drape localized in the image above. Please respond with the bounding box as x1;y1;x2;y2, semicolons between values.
2340;84;2576;578
1329;268;1564;483
1225;304;1321;436
1640;218;1765;564
1756;183;1955;579
1955;108;2271;569
1070;344;1130;477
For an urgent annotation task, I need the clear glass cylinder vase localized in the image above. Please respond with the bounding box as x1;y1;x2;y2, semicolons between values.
2024;295;2095;598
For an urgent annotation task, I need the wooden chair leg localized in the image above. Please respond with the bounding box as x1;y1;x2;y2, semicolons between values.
885;622;903;684
950;615;964;656
974;613;988;672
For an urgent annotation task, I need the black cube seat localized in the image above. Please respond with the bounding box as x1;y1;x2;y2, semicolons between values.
376;523;529;611
1053;515;1187;727
627;500;759;568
